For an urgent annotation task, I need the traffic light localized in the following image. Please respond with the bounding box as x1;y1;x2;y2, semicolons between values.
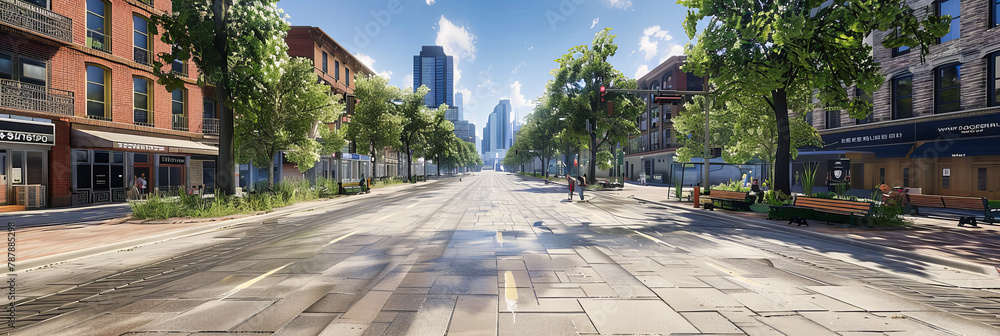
599;86;606;103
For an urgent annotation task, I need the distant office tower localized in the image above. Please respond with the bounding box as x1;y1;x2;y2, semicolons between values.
482;126;491;154
455;92;464;120
445;107;461;123
413;46;454;108
487;100;512;151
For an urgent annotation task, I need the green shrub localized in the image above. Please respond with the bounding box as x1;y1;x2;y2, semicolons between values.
129;180;322;220
990;200;1000;208
673;177;684;200
814;192;838;199
764;190;791;206
801;162;819;196
870;204;910;227
713;180;750;192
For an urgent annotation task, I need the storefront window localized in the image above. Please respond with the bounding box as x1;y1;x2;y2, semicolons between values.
903;168;910;188
892;74;913;120
942;175;950;189
979;168;988;191
935;63;961;113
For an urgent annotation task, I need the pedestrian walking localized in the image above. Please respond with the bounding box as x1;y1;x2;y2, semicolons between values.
567;174;576;201
639;174;647;186
751;178;763;203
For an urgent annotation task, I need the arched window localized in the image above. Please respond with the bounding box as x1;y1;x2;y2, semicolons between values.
891;74;913;119
935;63;961;113
133;15;151;65
86;0;110;52
133;77;151;125
86;65;109;119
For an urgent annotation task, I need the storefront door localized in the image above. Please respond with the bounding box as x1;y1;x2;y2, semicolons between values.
971;166;998;199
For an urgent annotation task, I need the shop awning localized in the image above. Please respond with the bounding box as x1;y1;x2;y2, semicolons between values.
71;129;218;155
911;139;1000;158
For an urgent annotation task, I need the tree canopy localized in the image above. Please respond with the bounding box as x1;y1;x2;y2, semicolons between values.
346;75;404;178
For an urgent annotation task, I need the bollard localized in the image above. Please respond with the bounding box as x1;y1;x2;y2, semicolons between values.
693;186;700;208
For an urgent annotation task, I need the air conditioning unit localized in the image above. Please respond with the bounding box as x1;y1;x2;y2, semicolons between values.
15;185;45;209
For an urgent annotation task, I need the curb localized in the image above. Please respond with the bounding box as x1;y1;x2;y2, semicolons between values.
18;179;440;272
629;196;997;276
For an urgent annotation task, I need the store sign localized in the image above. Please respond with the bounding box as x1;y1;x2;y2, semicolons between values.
114;142;167;152
915;112;1000;141
828;159;850;182
821;125;914;149
942;168;951;177
159;155;186;165
0;119;55;146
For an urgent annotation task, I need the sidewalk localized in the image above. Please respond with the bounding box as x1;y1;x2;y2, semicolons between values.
531;176;1000;274
13;180;437;269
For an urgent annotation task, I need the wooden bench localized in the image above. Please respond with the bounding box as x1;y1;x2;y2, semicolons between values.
907;194;996;227
703;190;751;211
768;196;873;226
339;181;369;194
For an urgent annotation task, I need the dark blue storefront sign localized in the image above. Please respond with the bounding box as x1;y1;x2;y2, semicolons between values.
915;113;1000;141
821;124;914;150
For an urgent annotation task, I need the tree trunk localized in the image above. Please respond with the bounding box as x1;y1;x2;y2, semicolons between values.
214;0;235;196
772;88;792;196
267;152;276;190
436;155;440;176
405;141;412;183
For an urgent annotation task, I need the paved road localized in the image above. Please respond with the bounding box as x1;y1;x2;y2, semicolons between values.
6;171;1000;335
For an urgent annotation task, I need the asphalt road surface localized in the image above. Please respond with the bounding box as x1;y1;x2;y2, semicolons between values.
5;171;1000;335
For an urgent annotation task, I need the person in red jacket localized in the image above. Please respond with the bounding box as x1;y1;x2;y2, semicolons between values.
567;174;575;201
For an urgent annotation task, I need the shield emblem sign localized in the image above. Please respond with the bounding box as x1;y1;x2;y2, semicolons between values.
833;170;843;179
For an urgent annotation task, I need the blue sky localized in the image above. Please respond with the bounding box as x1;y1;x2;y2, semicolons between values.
279;0;689;145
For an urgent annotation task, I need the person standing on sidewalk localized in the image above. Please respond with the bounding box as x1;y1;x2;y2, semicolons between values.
567;174;576;201
577;174;587;201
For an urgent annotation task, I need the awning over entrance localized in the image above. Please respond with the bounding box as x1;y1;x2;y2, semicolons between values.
911;138;1000;158
71;129;218;155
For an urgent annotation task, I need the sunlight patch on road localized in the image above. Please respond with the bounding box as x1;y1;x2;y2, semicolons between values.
218;262;294;300
322;229;361;248
630;229;680;249
704;261;760;287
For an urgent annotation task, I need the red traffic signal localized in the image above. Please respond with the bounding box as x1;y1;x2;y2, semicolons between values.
599;86;606;103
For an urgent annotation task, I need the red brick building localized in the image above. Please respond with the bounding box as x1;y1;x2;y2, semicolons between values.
0;0;218;210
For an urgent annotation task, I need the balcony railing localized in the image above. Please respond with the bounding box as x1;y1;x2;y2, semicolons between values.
171;114;188;131
171;61;188;78
86;28;110;53
0;0;73;43
133;46;152;66
87;114;111;121
201;117;219;135
136;0;153;7
133;109;152;127
0;79;73;115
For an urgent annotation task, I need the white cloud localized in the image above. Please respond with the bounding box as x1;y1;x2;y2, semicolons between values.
634;65;649;79
436;15;476;98
457;87;474;110
425;0;434;5
355;53;375;69
379;70;393;80
403;74;414;88
639;26;674;61
509;81;535;115
591;18;600;29
609;0;632;9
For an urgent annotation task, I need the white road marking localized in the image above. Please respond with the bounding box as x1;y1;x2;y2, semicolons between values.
704;261;761;287
218;262;294;300
630;229;680;249
322;229;361;248
374;214;392;223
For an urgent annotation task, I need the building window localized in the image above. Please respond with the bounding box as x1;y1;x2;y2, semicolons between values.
942;175;950;189
825;110;841;129
855;88;874;124
203;99;216;119
133;77;151;125
19;58;46;86
23;0;49;9
86;0;110;52
937;0;960;43
346;68;350;86
321;51;328;73
86;65;108;119
903;167;910;188
0;53;11;80
171;89;186;130
994;0;1000;28
935;63;961;113
879;168;886;184
892;74;913;119
990;52;1000;107
133;16;151;65
892;28;910;56
335;61;340;80
979;168;988;191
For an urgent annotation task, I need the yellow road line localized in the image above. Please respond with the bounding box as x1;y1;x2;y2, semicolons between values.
218;262;294;300
322;229;360;248
504;271;518;301
496;231;504;243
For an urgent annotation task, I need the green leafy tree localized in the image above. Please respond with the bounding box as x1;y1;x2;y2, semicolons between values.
234;57;344;188
424;107;457;176
151;0;290;195
550;28;644;184
679;0;949;194
346;75;403;179
395;86;433;182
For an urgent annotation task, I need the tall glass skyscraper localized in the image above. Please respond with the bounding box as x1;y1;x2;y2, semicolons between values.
413;46;454;108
